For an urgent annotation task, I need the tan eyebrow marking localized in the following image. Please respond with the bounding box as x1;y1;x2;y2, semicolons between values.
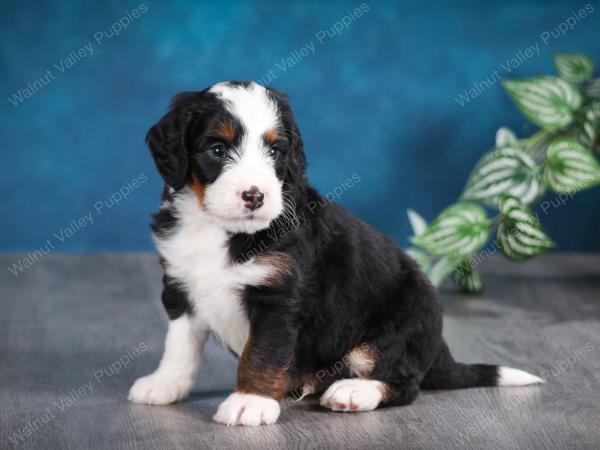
263;128;279;145
214;121;236;143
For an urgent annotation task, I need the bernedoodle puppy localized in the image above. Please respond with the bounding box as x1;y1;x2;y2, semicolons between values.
128;81;543;426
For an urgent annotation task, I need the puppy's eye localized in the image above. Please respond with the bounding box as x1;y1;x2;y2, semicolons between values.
208;144;227;159
266;147;279;159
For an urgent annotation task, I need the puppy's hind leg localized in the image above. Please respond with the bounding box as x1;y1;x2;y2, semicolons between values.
319;375;419;412
319;344;420;412
320;378;387;412
128;313;208;405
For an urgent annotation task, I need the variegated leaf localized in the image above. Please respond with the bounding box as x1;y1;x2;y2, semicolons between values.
502;77;582;130
497;197;554;261
411;203;490;258
586;103;600;122
406;247;432;273
576;121;597;149
496;127;519;148
427;256;458;287
452;260;484;294
462;147;544;206
407;209;428;237
543;138;600;193
586;78;600;99
498;195;521;214
554;53;594;82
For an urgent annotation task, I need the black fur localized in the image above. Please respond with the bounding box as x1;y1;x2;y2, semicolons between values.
161;275;192;320
148;81;507;409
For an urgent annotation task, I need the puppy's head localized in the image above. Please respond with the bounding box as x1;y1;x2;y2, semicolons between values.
147;81;306;234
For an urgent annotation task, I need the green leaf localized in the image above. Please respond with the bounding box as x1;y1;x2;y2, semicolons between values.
411;203;490;258
497;197;554;261
554;53;594;83
498;194;521;214
582;106;600;154
452;260;484;294
586;103;600;123
462;147;544;206
586;78;600;99
427;256;459;287
406;247;432;273
495;127;519;148
502;77;582;130
543;138;600;193
407;209;428;237
576;121;597;149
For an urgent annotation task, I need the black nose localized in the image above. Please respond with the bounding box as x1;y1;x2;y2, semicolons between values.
241;186;264;211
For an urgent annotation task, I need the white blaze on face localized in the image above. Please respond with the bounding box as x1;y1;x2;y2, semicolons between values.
205;82;284;234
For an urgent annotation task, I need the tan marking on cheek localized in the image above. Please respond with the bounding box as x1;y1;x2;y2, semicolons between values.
189;175;206;207
263;128;279;146
215;121;236;143
346;343;379;378
236;335;291;401
254;252;292;287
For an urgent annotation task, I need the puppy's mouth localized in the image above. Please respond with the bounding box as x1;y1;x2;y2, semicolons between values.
207;209;273;224
226;210;264;220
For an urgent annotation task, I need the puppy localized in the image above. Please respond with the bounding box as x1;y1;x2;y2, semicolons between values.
128;81;543;426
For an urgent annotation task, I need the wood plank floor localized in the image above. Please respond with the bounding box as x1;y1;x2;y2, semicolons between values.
1;253;599;449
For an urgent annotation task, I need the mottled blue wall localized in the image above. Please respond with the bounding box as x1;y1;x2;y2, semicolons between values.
1;0;599;252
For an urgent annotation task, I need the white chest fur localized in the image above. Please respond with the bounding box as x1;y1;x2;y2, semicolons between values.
154;190;272;356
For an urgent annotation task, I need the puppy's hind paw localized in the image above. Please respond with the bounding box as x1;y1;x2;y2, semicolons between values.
320;379;384;412
213;392;280;426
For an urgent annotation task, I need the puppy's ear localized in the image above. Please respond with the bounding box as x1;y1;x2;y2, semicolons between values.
286;120;306;183
266;87;306;183
146;95;194;190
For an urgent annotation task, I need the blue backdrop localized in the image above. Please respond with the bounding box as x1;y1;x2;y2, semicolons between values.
1;0;599;252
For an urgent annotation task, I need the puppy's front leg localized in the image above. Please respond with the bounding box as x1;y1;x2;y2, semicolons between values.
214;296;297;426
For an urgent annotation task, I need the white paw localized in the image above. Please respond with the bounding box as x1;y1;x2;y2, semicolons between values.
213;392;280;426
320;379;384;412
128;372;193;405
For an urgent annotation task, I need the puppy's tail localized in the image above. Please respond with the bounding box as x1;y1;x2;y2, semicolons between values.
420;342;544;390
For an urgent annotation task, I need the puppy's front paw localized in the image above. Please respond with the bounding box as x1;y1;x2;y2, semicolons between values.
128;372;192;405
213;392;280;426
320;379;384;412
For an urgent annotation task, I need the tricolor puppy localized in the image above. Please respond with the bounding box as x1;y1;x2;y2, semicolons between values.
128;81;543;426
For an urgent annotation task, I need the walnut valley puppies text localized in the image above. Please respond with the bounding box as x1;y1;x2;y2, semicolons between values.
7;3;148;107
5;342;147;446
454;3;595;106
258;3;370;86
6;173;148;277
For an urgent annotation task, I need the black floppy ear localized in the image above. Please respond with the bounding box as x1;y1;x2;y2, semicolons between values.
287;119;307;182
146;96;193;190
266;87;307;183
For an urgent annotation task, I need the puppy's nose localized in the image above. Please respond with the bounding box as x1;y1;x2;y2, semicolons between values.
241;186;264;210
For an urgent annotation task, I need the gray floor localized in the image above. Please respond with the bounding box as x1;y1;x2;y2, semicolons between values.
1;253;599;449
